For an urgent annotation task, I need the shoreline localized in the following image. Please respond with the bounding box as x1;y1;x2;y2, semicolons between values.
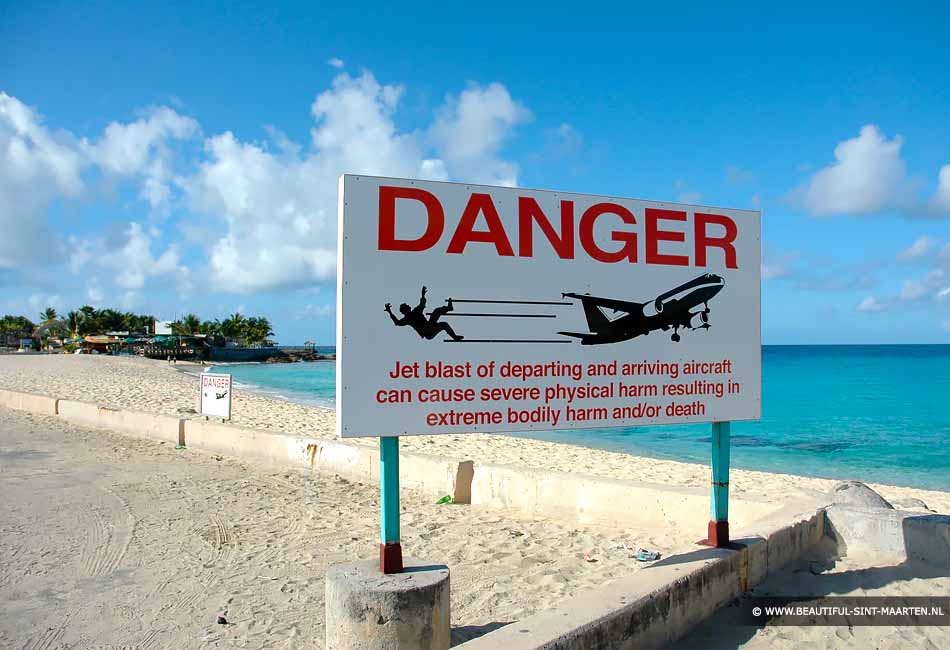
190;359;950;495
1;353;948;513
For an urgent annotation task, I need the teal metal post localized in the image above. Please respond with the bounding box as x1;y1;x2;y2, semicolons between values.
707;421;731;547
379;436;403;573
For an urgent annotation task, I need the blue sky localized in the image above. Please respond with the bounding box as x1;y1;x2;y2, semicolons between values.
2;2;949;344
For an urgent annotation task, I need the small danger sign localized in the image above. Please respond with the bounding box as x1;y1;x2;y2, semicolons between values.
336;175;761;438
199;372;232;419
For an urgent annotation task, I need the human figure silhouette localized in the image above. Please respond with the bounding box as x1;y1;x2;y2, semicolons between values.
385;286;464;341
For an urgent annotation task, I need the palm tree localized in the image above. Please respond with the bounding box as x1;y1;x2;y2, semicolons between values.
97;309;124;332
182;313;201;335
199;319;221;336
65;311;82;338
220;313;246;340
40;307;58;322
243;316;275;346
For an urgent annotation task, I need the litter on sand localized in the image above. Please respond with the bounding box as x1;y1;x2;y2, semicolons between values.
635;548;660;562
435;495;453;504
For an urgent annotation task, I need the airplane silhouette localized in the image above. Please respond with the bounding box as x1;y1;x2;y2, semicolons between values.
559;273;725;344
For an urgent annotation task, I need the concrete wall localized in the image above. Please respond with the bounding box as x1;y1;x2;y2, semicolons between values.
183;420;472;503
0;389;59;415
455;505;825;650
471;462;777;530
825;504;950;568
1;389;791;533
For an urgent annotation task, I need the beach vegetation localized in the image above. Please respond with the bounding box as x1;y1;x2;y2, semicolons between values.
1;315;37;347
40;307;58;322
170;313;275;346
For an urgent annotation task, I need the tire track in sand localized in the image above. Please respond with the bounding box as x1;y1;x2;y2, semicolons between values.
77;486;135;578
21;612;71;650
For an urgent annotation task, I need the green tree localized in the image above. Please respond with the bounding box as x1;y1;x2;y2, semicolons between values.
183;313;201;335
65;311;82;338
242;316;274;346
220;313;246;339
40;307;58;322
97;309;124;332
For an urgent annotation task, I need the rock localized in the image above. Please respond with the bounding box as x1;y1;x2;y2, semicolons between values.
891;497;935;512
830;481;894;509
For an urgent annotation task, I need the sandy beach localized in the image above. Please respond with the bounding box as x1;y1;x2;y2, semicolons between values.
0;406;677;648
2;354;949;649
1;353;948;514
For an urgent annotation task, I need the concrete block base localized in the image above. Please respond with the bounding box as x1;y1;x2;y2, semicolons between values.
326;558;450;650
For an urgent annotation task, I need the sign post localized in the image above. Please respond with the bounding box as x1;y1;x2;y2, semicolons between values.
379;436;403;573
704;421;732;547
337;174;761;567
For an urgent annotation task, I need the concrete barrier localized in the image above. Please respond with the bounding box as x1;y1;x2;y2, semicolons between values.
95;407;183;445
455;505;825;650
470;462;777;530
56;399;104;428
184;420;473;503
55;399;184;445
0;389;58;416
825;505;950;568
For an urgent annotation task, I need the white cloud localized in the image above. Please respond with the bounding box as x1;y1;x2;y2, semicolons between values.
798;125;950;218
673;179;701;204
295;303;335;320
725;165;755;185
185;72;430;293
857;296;886;312
761;249;799;280
1;71;529;299
27;293;64;318
801;125;907;216
931;165;950;214
87;285;104;305
72;222;188;296
897;236;935;262
429;82;529;186
328;57;345;69
0;92;84;268
84;106;199;208
898;269;945;303
185;72;524;293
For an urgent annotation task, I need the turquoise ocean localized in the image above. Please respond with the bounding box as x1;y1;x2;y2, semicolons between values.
224;345;950;491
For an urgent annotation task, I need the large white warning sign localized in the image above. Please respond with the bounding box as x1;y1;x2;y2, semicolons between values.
336;175;760;438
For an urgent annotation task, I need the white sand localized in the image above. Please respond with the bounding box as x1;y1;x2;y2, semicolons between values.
1;354;948;514
2;354;948;648
0;407;680;648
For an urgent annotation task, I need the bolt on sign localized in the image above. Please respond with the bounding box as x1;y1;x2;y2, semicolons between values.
200;372;232;419
336;175;761;438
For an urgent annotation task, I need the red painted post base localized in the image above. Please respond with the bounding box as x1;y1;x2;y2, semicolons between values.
379;542;403;574
697;520;735;548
